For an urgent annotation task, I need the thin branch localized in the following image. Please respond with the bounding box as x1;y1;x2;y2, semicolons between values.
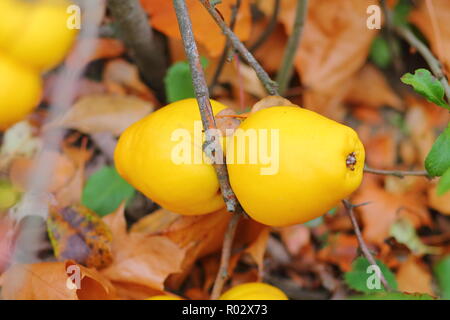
108;0;167;101
249;0;281;53
393;20;450;103
364;165;430;179
199;0;279;95
342;200;392;291
209;0;242;93
210;213;241;300
173;0;240;213
276;0;309;96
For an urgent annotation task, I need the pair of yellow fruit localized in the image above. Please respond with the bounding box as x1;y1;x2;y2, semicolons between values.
148;282;289;300
0;0;78;130
115;98;365;227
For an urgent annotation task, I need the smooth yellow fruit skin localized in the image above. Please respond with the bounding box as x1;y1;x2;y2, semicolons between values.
220;282;288;300
226;106;365;227
0;0;78;71
0;54;42;130
146;295;183;300
115;98;227;216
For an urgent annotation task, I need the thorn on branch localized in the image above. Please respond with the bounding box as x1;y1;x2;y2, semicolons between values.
342;200;392;291
364;165;431;179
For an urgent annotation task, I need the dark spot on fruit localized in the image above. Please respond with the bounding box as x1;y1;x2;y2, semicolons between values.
346;152;357;171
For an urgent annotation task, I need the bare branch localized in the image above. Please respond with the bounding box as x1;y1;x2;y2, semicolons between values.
276;0;309;96
342;200;391;291
198;0;279;95
364;165;430;179
172;0;240;213
210;213;241;300
209;0;242;93
108;0;167;100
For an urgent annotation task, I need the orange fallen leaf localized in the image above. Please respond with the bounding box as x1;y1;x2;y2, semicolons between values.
317;233;358;272
282;0;379;93
405;100;442;164
428;184;450;216
345;64;403;110
250;21;286;73
362;130;396;169
1;260;116;300
278;224;311;256
141;0;251;57
52;94;154;136
396;256;435;296
101;206;186;292
9;151;76;193
90;38;125;62
103;59;157;103
243;227;270;279
353;175;430;245
410;0;450;72
131;209;264;288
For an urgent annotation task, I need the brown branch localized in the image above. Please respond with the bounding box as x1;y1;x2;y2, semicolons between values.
173;0;248;300
210;213;241;300
276;0;309;96
108;0;167;100
173;0;240;213
249;0;281;53
209;0;242;93
198;0;279;95
342;200;391;291
364;165;430;179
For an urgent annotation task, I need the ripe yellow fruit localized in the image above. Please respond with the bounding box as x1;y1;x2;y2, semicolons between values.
0;54;42;130
0;180;20;210
146;295;183;300
220;282;288;300
0;0;78;71
115;98;228;215
226;106;365;227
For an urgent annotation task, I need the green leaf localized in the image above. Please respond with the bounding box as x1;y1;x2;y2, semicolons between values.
425;124;450;177
349;292;435;300
164;57;208;103
344;257;398;293
390;217;442;255
434;255;450;299
393;0;413;27
401;69;449;109
82;166;135;216
370;36;392;68
437;167;450;195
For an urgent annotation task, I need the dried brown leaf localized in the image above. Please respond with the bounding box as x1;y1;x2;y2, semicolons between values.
1;261;116;300
52;94;153;136
101;206;186;291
